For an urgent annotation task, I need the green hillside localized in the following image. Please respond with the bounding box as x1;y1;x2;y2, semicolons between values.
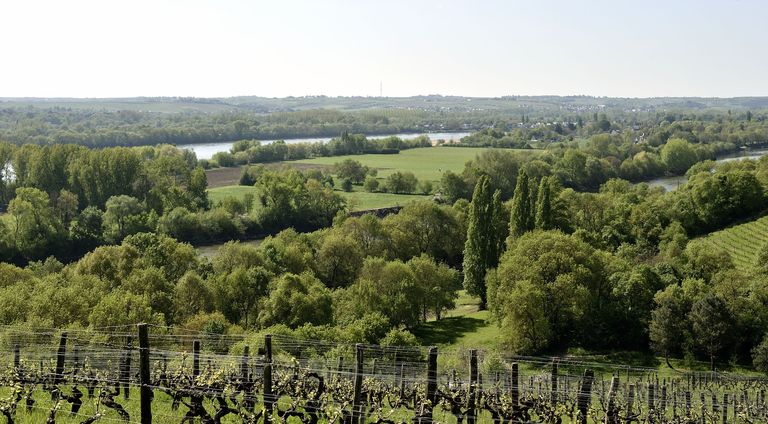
698;215;768;271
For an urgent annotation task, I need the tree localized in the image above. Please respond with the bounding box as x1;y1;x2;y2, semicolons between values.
535;176;554;230
173;271;212;324
439;171;469;203
341;178;353;192
89;290;163;327
383;200;465;265
418;180;433;195
407;254;459;320
363;176;379;192
753;335;768;373
341;257;422;327
334;159;370;184
661;138;698;175
488;231;607;353
188;166;209;210
55;190;79;226
316;233;363;288
8;187;63;259
103;195;145;242
689;293;732;370
508;169;534;241
386;171;418;194
462;176;507;308
649;284;690;366
258;272;333;328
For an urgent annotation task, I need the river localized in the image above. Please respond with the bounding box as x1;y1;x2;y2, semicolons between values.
646;148;768;191
179;131;473;160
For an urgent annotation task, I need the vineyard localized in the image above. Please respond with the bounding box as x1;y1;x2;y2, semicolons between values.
0;325;767;423
697;215;768;271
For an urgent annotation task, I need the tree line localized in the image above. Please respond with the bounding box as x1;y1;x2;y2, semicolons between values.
0;143;346;263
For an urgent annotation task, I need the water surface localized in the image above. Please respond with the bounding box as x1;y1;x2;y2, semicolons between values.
180;132;472;160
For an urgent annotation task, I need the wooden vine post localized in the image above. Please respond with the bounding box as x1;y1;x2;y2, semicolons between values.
264;334;274;423
54;331;67;385
577;369;594;424
467;349;478;424
122;336;133;399
550;359;558;406
605;376;619;424
352;343;364;424
425;346;438;421
192;340;201;378
138;323;152;424
510;362;519;411
13;343;19;371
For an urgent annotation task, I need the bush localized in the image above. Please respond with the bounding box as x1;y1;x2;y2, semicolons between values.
341;178;353;192
753;335;768;374
379;328;419;346
418;180;433;195
363;176;379;192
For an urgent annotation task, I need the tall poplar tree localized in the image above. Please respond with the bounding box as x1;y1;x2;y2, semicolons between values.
535;176;553;230
509;169;534;241
463;176;506;309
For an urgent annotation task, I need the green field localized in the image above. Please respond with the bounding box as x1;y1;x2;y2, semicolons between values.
340;187;430;210
208;185;259;206
291;146;497;182
697;215;768;271
208;184;429;212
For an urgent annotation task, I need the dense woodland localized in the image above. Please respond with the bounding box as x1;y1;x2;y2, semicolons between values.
2;103;768;370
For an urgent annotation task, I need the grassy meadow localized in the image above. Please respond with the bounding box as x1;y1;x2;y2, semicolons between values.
207;146;488;211
291;146;494;182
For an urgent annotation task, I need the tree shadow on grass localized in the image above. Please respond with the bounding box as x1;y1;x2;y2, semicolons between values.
411;316;487;346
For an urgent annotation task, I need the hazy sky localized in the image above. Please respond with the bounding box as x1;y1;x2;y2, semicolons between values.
1;0;766;98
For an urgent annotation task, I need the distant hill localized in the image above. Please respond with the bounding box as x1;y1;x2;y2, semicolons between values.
2;95;768;114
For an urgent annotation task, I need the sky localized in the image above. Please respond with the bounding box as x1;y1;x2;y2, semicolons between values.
0;0;766;98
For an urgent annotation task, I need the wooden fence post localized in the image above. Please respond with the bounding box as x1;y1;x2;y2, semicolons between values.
577;369;594;424
723;393;729;424
264;335;273;423
467;349;478;424
138;323;152;424
352;344;364;424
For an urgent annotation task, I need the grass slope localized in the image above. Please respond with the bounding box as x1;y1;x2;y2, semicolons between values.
697;214;768;271
412;291;503;350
